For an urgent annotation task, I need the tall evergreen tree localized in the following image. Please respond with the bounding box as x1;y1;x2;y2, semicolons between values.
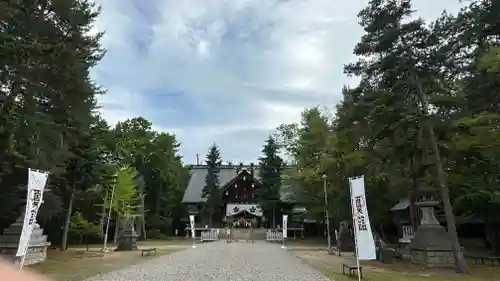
345;0;468;272
258;136;283;227
202;144;222;228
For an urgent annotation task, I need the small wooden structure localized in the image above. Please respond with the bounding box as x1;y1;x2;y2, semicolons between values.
266;230;283;241
467;254;500;266
200;229;220;242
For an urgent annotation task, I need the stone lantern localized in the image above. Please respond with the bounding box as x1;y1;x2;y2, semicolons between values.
114;215;139;251
0;186;51;265
409;185;454;267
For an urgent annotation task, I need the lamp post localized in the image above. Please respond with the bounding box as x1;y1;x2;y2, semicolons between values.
322;174;333;254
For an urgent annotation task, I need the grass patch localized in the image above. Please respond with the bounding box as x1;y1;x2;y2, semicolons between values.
284;238;328;245
292;249;500;281
67;239;191;250
28;245;183;281
324;270;499;281
138;239;192;246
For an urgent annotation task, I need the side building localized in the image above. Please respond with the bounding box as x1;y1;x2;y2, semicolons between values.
181;164;302;235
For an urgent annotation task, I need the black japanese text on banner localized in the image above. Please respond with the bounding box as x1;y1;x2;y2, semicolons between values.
17;169;49;257
349;175;376;260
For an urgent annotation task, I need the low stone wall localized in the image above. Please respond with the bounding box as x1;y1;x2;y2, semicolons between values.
0;242;50;265
411;249;454;267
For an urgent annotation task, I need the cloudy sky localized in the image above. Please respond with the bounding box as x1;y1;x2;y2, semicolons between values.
91;0;465;164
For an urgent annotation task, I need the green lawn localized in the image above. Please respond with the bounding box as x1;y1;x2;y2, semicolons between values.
28;240;187;281
67;239;191;250
291;246;500;281
325;270;500;281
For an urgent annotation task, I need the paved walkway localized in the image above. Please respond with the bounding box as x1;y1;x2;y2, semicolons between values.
85;241;331;281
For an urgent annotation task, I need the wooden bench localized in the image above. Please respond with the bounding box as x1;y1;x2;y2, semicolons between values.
140;248;157;256
342;264;363;278
467;255;500;266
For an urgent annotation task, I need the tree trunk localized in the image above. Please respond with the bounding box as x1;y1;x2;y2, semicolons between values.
85;237;89;252
60;182;76;251
209;210;213;228
142;214;147;239
409;158;420;232
379;223;388;243
155;184;162;216
100;187;108;236
135;184;146;239
272;204;276;228
135;216;141;238
141;193;146;239
114;215;120;245
414;74;468;274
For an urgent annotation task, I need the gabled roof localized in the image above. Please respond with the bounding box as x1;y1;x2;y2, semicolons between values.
181;165;294;203
220;169;262;194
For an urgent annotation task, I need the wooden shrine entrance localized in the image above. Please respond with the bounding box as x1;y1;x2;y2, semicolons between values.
226;204;262;228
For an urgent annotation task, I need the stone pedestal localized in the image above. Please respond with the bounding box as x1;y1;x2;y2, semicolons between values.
409;197;453;267
0;213;51;265
115;222;138;251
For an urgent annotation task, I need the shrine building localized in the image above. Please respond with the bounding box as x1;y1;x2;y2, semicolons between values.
181;163;298;232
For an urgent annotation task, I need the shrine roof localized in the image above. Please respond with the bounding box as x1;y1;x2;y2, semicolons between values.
390;199;409;211
181;165;294;203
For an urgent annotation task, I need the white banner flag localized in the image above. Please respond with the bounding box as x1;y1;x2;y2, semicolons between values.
349;175;376;260
17;169;49;257
189;215;195;238
282;215;288;238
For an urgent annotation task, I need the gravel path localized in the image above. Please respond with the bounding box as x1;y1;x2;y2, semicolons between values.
84;241;331;281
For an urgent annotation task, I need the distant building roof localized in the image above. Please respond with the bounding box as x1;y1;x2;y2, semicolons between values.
182;165;294;203
390;199;409;211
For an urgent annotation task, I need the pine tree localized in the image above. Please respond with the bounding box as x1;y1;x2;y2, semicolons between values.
258;135;283;227
203;144;222;228
346;0;468;273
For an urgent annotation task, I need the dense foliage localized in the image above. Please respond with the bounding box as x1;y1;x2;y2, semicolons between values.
276;0;500;273
0;0;188;248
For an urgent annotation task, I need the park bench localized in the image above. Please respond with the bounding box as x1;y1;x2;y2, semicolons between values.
342;264;363;279
140;248;157;256
467;254;500;266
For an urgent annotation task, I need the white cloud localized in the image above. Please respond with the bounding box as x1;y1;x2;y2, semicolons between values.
91;0;466;164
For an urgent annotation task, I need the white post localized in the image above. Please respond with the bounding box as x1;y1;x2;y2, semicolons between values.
190;215;196;248
102;184;116;251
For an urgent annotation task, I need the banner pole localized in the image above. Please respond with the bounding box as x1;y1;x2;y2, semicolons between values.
18;254;26;270
349;177;362;281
